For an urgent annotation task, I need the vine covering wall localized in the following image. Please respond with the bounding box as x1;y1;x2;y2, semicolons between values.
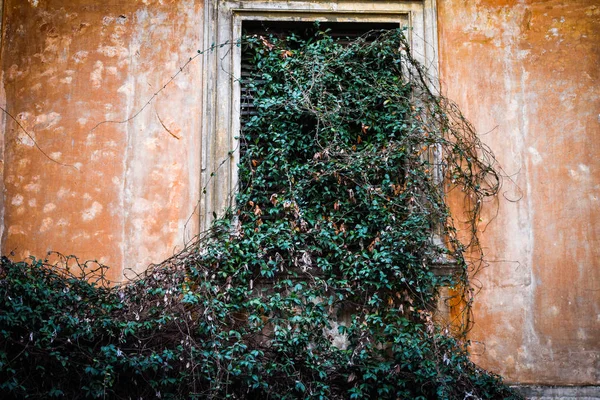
0;29;520;399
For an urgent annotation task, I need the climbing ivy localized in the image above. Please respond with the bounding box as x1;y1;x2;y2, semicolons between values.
0;29;520;399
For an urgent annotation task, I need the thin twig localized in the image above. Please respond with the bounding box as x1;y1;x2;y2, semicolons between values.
0;106;79;170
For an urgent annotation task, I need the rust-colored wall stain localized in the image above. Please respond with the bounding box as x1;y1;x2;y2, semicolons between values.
0;0;204;282
0;0;598;386
439;0;599;385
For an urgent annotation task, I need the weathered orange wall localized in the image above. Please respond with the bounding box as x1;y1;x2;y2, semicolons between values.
0;0;204;282
438;0;600;385
0;0;598;387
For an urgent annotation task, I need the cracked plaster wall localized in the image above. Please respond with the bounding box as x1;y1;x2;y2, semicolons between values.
439;0;599;385
0;0;203;282
0;0;598;387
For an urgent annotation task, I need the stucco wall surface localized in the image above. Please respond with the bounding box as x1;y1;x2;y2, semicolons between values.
438;0;600;385
0;0;203;282
0;0;598;388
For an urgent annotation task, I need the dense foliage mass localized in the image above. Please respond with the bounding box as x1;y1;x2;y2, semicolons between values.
0;29;519;399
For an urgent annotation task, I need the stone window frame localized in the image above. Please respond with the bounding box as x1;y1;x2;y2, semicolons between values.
199;0;439;231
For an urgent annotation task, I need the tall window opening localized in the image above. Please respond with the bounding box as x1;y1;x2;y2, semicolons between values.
200;1;438;230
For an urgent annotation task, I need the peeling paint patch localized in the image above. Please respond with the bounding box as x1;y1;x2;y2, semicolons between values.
117;78;134;96
35;112;62;130
527;147;542;165
8;225;25;235
145;137;159;151
90;61;104;88
40;67;57;78
569;164;591;182
17;159;31;171
71;232;91;241
85;134;97;146
15;114;35;147
43;203;56;213
98;45;128;58
24;182;41;192
7;64;26;81
57;187;70;198
73;51;89;64
82;201;103;222
11;195;24;206
40;218;53;233
578;164;590;174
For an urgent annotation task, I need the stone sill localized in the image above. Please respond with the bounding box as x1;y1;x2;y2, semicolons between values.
511;385;600;400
